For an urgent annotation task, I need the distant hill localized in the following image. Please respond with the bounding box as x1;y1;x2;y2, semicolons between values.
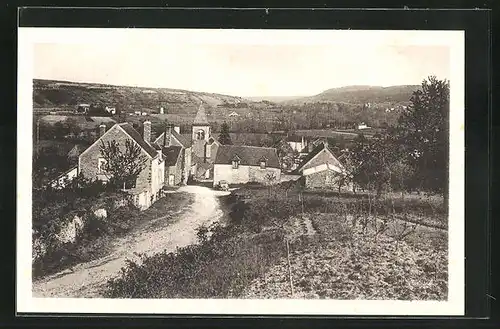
281;85;420;105
246;96;306;102
33;79;252;114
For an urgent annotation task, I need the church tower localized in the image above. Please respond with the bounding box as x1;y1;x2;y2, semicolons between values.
192;102;211;159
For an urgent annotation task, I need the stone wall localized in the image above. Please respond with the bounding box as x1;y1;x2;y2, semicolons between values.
213;164;250;186
79;125;153;193
304;169;341;189
214;164;281;186
248;166;281;184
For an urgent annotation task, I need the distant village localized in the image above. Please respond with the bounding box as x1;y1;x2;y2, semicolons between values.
42;101;363;210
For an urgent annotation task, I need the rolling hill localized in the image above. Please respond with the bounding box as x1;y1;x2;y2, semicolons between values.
33;79;251;114
33;79;420;131
280;85;420;106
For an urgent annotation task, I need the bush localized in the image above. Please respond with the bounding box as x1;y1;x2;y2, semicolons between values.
106;222;287;298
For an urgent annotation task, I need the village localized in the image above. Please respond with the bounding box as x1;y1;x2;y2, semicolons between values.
30;37;450;301
32;81;449;301
39;100;374;209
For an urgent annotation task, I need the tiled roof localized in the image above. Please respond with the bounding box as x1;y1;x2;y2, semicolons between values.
154;130;192;148
118;123;158;158
162;146;182;166
295;142;343;172
193;103;209;125
214;145;280;169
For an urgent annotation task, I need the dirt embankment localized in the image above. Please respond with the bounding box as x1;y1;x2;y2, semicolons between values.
32;185;226;298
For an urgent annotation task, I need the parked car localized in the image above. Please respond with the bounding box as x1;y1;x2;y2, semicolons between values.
217;180;229;191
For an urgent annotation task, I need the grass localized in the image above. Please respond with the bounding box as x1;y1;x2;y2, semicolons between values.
105;224;286;298
105;181;448;300
242;213;447;300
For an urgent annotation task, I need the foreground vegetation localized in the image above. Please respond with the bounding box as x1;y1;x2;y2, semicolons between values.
106;181;447;300
32;178;194;279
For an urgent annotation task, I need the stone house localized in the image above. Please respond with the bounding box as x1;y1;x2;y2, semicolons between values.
153;124;192;185
287;135;308;153
295;142;345;189
213;145;281;186
158;145;183;186
78;121;165;210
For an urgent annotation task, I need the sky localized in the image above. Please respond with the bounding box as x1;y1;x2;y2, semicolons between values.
33;31;450;97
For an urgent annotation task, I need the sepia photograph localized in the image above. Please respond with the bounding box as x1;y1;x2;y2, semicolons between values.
17;28;464;315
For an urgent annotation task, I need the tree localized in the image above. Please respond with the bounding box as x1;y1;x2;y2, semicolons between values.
398;76;449;197
99;139;148;190
218;122;232;145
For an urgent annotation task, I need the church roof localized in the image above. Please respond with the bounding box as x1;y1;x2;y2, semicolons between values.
193;103;209;126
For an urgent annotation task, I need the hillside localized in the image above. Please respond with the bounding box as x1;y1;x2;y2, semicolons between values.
282;85;420;106
33;79;419;130
33;79;252;114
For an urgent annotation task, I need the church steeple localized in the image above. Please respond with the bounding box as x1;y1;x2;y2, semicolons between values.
193;102;209;126
192;101;211;158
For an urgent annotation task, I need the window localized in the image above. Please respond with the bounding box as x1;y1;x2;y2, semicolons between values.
259;157;267;169
98;158;107;173
196;130;205;140
232;155;240;169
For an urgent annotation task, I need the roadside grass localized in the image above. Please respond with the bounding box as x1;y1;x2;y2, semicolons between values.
32;192;194;280
105;224;286;298
106;182;448;300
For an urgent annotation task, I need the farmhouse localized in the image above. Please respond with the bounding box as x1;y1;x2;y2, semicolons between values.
153;124;192;186
228;111;239;118
296;142;345;189
78;121;165;210
213;145;281;187
358;122;370;130
287;135;308;153
50;166;79;189
76;103;90;114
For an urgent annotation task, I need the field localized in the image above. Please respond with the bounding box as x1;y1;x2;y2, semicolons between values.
33;79;418;130
105;182;448;300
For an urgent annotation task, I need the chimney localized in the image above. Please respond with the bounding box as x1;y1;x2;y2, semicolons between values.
164;124;172;147
143;121;151;143
205;143;211;162
99;124;106;137
174;126;180;134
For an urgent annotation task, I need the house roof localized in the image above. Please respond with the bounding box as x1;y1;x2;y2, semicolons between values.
295;142;344;172
117;123;158;158
191;153;204;165
208;136;220;145
288;135;305;143
214;145;280;169
154;129;191;148
193;103;209;126
162;146;182;166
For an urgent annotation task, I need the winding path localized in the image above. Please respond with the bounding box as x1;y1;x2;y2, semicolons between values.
32;185;227;298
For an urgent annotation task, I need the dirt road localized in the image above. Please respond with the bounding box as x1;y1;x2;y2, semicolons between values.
32;185;227;298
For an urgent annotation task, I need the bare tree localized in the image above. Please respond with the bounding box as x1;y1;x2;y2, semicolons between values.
99;139;148;190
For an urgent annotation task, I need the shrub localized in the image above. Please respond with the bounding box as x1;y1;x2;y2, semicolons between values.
106;222;287;298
